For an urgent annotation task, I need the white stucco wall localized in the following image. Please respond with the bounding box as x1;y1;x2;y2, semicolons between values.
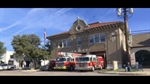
41;60;49;66
1;51;14;64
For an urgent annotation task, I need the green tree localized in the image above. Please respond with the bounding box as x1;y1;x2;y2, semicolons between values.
11;34;50;69
45;40;51;51
45;40;52;59
0;42;6;61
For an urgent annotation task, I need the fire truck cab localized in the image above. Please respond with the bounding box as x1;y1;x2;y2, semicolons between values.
48;59;56;71
75;54;104;72
54;52;82;71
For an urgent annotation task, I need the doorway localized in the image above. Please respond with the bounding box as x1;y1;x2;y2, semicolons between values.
135;50;150;68
90;51;107;69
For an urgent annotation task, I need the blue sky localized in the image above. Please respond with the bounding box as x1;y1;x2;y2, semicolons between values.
0;8;150;51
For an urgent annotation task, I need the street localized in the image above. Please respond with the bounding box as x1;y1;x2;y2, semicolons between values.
0;70;119;76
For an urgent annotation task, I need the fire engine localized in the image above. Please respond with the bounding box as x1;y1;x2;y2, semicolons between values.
75;54;104;72
54;52;82;71
48;59;56;71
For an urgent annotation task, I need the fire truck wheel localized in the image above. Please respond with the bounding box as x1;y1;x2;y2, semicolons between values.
70;66;74;71
91;66;95;72
48;68;52;71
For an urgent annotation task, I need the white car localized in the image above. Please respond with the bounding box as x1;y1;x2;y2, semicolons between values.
0;64;15;70
0;64;3;70
0;64;7;70
7;64;16;70
0;64;8;70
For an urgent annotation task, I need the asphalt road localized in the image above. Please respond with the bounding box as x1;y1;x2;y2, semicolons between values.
0;70;119;76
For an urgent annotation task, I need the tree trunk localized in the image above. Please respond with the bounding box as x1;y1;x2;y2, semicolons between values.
31;59;37;69
34;60;36;69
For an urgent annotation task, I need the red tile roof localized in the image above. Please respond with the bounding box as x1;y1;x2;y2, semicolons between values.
50;31;69;36
87;21;122;29
47;21;123;37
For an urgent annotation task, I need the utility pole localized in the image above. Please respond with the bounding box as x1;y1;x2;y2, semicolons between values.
117;8;133;66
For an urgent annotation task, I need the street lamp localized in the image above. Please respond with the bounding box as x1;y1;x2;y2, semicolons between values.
116;8;134;66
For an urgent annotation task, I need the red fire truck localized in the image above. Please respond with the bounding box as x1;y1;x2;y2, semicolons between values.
75;54;104;72
54;52;82;71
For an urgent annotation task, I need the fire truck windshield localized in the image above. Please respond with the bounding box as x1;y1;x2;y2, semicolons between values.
76;57;89;61
56;58;66;62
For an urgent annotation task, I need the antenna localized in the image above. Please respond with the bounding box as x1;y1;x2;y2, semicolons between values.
129;8;133;14
117;8;122;16
77;16;79;25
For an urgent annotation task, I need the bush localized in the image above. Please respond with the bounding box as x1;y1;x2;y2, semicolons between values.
36;65;41;69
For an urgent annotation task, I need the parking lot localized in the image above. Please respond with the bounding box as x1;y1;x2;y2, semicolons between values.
0;70;119;76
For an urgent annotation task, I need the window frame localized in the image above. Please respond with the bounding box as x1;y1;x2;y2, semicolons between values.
58;40;63;48
94;34;100;43
63;39;67;47
66;38;71;47
89;35;94;44
99;33;106;43
89;33;106;44
58;38;71;48
77;37;81;47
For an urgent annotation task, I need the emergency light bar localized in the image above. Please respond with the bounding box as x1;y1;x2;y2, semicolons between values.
56;52;82;57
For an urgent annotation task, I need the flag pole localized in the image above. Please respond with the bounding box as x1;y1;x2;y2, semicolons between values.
44;28;46;65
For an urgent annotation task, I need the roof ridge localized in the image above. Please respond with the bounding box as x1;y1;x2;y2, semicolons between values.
88;22;100;25
101;21;123;23
88;21;123;25
48;21;124;37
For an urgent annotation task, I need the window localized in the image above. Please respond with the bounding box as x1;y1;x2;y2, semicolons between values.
63;40;67;47
58;38;71;48
71;58;74;62
66;39;71;47
76;57;89;61
100;33;106;42
10;55;14;59
58;40;62;48
77;37;81;46
89;35;94;44
89;33;106;44
67;58;70;62
93;57;96;62
56;58;66;62
89;57;92;61
94;34;100;43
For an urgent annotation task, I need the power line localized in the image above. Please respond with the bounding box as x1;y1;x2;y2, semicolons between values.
89;8;111;22
131;29;150;32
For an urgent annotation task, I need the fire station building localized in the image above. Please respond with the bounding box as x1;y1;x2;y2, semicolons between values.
47;17;128;69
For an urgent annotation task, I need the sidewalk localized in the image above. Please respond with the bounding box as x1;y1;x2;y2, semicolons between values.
98;69;150;75
20;68;40;72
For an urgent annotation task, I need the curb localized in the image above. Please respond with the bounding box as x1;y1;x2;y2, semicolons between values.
119;73;150;75
98;71;150;75
21;69;39;72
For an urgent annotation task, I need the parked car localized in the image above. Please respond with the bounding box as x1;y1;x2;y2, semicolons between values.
40;65;49;71
0;64;3;70
0;64;15;70
7;64;16;70
2;64;8;70
0;64;8;70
